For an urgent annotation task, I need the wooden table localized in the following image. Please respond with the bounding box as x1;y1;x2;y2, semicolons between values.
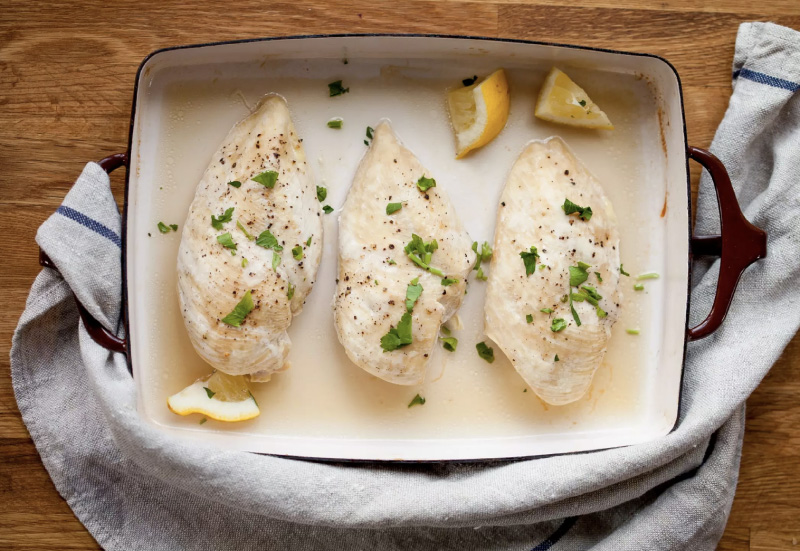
1;1;798;549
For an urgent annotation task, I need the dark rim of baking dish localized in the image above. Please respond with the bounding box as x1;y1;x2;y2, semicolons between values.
121;33;692;464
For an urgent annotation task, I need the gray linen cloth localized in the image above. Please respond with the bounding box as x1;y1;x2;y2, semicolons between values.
11;22;800;550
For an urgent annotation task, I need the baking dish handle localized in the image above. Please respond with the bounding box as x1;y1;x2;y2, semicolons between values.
686;146;767;341
39;152;128;354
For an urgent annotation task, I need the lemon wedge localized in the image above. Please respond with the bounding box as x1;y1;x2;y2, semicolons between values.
447;69;510;159
167;370;260;422
534;67;613;130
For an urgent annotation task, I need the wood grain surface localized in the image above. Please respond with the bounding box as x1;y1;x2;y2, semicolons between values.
1;1;799;549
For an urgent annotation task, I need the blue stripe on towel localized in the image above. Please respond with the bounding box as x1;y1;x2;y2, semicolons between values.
530;517;578;551
733;68;800;92
57;206;122;248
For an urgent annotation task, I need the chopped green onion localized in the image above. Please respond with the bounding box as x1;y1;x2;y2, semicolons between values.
626;328;640;335
540;308;553;314
620;264;630;276
634;283;644;291
637;272;660;281
327;118;343;128
441;337;458;352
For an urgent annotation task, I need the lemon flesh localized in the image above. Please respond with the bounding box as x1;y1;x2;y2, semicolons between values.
447;69;510;159
167;371;260;422
534;67;613;130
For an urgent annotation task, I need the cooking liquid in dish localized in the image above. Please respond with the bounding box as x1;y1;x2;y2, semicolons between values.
136;60;666;444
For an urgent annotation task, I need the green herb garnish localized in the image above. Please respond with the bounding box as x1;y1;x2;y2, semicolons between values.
211;207;234;230
540;308;553;314
471;241;493;280
327;118;343;129
204;387;215;399
287;282;295;300
292;245;303;260
366;126;374;140
440;325;451;336
620;264;630;276
416;176;436;192
555;354;560;362
316;186;327;202
408;394;426;408
442;337;458;352
526;314;533;324
476;341;495;363
387;258;396;265
228;180;242;188
578;99;587;107
221;289;254;327
520;246;540;276
328;80;349;96
405;278;423;312
252;170;278;188
634;283;644;291
441;277;458;286
405;234;444;276
626;328;640;335
462;75;478;86
199;417;207;425
306;236;312;246
563;198;593;221
381;312;413;352
255;229;283;252
272;253;281;271
322;205;334;214
237;220;255;240
157;222;173;234
216;232;237;253
550;318;567;332
475;267;487;281
637;272;660;281
569;263;590;287
386;202;403;215
241;258;248;268
570;301;582;326
539;264;547;271
595;272;603;283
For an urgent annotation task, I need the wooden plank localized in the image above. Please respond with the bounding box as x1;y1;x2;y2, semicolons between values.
751;530;800;550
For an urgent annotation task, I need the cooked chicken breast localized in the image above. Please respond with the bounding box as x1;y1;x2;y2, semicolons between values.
334;122;475;385
178;94;322;382
485;137;620;405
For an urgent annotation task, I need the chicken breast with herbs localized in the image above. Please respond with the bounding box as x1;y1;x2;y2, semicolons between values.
485;137;620;405
178;94;322;382
334;122;475;385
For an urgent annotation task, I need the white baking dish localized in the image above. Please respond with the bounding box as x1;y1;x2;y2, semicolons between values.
53;35;765;461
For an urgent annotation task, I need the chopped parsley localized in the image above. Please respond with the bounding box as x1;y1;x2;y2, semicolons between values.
322;205;334;214
442;337;458;352
221;289;254;327
227;180;242;188
216;232;237;253
596;307;608;318
626;328;640;335
241;258;248;268
386;202;403;215
416;175;436;192
387;258;396;265
204;387;216;399
475;267;487;281
578;99;587;107
634;283;644;291
327;118;343;128
366;126;374;140
252;170;278;188
555;354;560;362
287;282;295;300
561;294;569;303
569;262;590;287
272;253;281;271
306;236;312;246
526;314;533;324
316;186;327;202
441;277;458;286
476;341;495;363
539;264;547;271
520;246;540;276
211;207;234;230
292;245;303;260
237;220;255;240
408;394;426;408
381;312;413;352
328;80;349;96
595;272;603;283
405;234;444;277
620;264;630;276
540;308;553;314
462;75;478;86
571;302;582;326
157;222;175;234
405;278;423;312
472;241;493;280
550;318;567;332
255;229;283;252
563;198;592;221
637;272;660;281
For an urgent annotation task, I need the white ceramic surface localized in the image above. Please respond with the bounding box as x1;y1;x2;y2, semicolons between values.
127;36;689;460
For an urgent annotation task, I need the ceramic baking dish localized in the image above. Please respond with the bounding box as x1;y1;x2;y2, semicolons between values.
47;35;766;461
